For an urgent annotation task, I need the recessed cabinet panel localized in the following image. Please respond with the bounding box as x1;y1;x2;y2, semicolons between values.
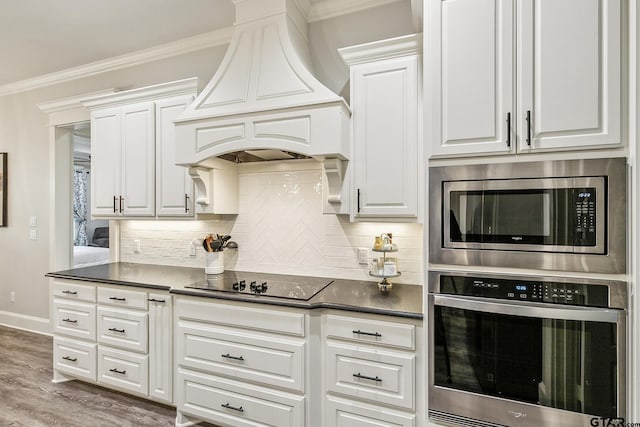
97;306;148;353
53;299;96;341
91;108;122;216
98;346;149;396
148;293;173;403
121;102;155;216
431;0;514;155
518;0;621;150
156;96;194;217
53;336;97;382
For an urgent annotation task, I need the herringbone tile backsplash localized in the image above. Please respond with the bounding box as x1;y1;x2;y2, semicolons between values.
120;161;424;285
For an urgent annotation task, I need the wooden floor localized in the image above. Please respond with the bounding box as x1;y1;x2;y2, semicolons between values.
0;325;197;427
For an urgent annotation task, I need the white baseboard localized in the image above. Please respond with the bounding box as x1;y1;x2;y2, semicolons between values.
0;310;51;336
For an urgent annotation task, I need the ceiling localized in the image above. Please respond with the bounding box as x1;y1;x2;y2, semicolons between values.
0;0;236;87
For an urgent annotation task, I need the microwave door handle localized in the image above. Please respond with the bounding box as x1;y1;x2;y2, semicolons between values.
433;294;620;323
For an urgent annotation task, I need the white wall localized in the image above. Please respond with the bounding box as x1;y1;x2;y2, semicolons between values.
0;1;417;331
120;161;424;284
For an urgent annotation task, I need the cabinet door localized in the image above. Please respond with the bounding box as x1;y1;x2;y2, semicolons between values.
155;96;194;217
121;102;155;216
428;0;515;157
91;108;122;216
352;55;419;218
148;293;172;403
518;0;621;151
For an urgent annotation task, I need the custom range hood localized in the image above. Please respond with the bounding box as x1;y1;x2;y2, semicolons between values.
174;0;351;168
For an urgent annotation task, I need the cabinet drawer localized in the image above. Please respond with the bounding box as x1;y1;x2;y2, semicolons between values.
97;307;148;353
52;280;96;302
176;298;305;337
177;368;304;427
326;341;415;410
177;320;304;392
98;287;147;310
53;336;97;382
326;395;416;427
53;299;96;341
325;314;415;350
98;346;148;396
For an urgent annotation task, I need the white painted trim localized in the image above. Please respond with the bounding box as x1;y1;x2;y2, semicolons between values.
308;0;403;22
0;311;51;336
0;28;232;97
82;77;198;110
339;33;423;66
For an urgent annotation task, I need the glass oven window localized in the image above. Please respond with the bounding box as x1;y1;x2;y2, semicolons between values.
434;306;617;418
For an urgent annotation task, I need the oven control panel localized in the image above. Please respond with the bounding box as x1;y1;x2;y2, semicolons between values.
440;275;609;308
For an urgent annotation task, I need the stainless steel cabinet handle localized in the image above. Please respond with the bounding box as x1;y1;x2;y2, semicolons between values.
62;356;77;362
353;372;382;382
119;196;124;213
62;318;77;324
525;110;532;146
352;329;382;338
109;368;126;375
185;194;190;213
62;290;77;295
506;112;511;147
221;403;244;413
108;327;125;333
108;296;126;301
221;353;245;361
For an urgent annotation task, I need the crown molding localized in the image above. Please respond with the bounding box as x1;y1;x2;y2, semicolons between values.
338;33;422;66
0;27;232;98
1;0;406;97
308;0;403;22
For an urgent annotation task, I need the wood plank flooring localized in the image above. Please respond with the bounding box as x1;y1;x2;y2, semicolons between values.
0;325;210;427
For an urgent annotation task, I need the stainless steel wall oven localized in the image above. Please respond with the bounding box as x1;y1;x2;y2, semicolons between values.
428;271;627;427
429;157;627;274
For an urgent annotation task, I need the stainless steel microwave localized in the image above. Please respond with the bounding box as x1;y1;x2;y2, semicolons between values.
429;158;627;274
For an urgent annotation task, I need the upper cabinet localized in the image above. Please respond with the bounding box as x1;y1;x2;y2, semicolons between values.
340;34;423;220
84;78;236;219
427;0;622;157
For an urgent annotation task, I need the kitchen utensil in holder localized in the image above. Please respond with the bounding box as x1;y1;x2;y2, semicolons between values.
205;251;224;275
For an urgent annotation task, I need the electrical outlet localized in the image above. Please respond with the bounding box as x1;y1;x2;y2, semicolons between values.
10;291;15;302
189;243;196;256
29;229;37;240
358;248;369;264
134;240;141;253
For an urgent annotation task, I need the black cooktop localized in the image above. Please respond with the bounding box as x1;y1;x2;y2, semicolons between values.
184;271;334;301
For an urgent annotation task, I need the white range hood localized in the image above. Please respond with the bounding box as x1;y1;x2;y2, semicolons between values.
174;0;351;166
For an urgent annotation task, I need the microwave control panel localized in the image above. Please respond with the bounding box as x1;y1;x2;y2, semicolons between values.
440;275;608;308
574;188;597;246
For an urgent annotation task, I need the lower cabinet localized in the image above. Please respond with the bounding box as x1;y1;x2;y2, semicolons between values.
174;297;308;427
322;311;423;426
50;279;173;404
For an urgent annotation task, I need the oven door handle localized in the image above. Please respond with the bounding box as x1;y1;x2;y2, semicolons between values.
432;294;621;323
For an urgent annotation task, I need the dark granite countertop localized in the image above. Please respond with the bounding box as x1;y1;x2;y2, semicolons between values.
46;262;423;319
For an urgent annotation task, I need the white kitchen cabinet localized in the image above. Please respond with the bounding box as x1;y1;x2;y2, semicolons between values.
155;96;194;217
339;34;422;220
50;278;173;404
427;0;622;157
84;78;201;218
174;297;308;427
90;101;155;217
322;311;421;426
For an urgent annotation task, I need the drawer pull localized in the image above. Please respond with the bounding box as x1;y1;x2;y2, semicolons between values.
108;296;127;302
62;290;78;295
62;356;77;362
61;318;78;324
148;298;166;303
108;327;126;333
221;353;245;362
221;403;244;413
109;368;126;375
352;329;382;338
353;372;382;383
